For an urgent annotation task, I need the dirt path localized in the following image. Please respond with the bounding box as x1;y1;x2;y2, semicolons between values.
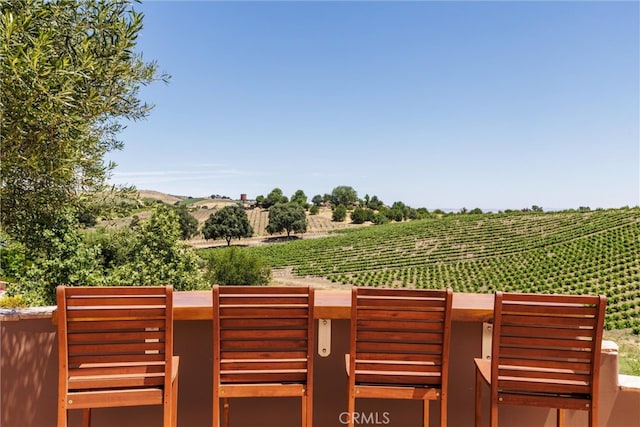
272;267;347;289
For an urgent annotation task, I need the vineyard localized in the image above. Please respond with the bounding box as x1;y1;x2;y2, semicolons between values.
244;208;640;331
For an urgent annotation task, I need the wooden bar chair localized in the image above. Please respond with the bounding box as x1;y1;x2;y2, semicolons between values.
346;287;453;427
56;285;179;427
474;292;606;427
212;285;315;427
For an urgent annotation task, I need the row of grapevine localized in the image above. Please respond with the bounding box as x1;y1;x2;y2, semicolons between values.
247;208;640;331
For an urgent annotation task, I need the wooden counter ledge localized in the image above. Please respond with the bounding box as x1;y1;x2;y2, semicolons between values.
172;289;493;322
50;289;493;324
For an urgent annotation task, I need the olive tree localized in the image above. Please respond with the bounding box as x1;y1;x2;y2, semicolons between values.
1;0;168;252
202;205;253;246
266;203;307;237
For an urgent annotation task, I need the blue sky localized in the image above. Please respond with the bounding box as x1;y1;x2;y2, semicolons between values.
107;0;639;211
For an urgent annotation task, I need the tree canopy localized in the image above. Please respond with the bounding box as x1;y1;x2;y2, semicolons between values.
202;205;253;246
290;189;308;207
332;204;347;222
266;203;307;237
259;188;289;209
1;0;168;251
175;206;199;240
330;186;358;206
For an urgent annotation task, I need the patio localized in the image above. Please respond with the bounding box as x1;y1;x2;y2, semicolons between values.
1;290;639;427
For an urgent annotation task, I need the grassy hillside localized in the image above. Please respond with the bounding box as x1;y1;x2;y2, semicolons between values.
246;207;640;331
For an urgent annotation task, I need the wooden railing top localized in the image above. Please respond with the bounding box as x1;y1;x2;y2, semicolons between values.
172;289;493;322
6;289;492;324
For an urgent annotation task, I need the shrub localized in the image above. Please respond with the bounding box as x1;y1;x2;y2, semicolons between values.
205;247;271;286
0;294;27;309
332;205;347;222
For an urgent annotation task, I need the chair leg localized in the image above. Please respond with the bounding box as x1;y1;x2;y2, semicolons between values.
423;399;429;427
58;406;68;427
347;388;356;427
301;394;307;427
82;408;91;427
172;375;179;427
475;369;482;427
489;400;498;427
223;398;230;427
306;390;313;427
440;395;447;427
557;408;565;427
212;394;220;427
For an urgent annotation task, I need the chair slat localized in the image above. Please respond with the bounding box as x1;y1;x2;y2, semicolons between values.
66;319;166;332
69;374;165;390
65;287;167;296
356;361;441;373
356;288;448;298
357;319;445;332
69;363;165;377
498;367;591;384
219;296;310;305
499;378;590;395
66;308;166;320
498;345;592;361
500;324;596;339
498;357;591;372
500;335;595;350
221;350;308;360
69;342;165;356
220;307;308;318
220;329;307;340
357;297;448;309
501;303;598;317
220;372;307;383
221;359;307;371
68;331;164;344
501;314;596;328
218;287;310;295
356;352;442;363
355;373;442;386
357;330;443;343
501;293;600;305
356;308;445;321
65;296;166;307
69;353;166;365
357;341;443;354
221;317;308;329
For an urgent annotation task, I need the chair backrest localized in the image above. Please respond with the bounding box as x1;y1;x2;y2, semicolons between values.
212;285;315;385
491;292;606;399
350;287;453;387
56;286;174;392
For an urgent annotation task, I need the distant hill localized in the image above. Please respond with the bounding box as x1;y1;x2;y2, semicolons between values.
108;190;366;244
136;190;187;205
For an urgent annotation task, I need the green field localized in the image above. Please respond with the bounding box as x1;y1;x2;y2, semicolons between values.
242;207;640;332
